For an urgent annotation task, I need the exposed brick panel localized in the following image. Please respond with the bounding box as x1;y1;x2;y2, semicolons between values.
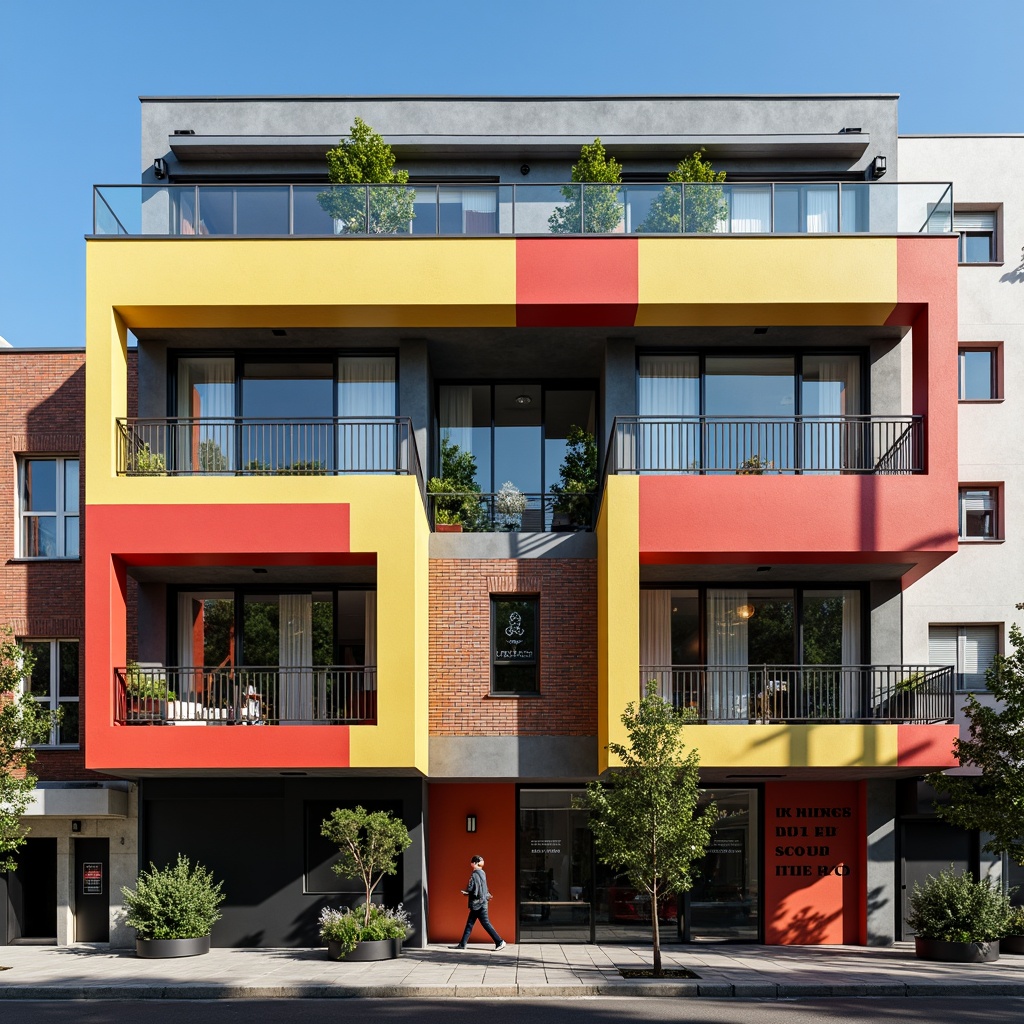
429;558;597;737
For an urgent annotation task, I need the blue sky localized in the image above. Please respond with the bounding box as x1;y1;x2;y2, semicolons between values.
1;0;1022;349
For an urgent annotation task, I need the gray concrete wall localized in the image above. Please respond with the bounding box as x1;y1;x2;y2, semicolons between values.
429;532;596;559
429;735;597;780
865;780;897;945
399;338;430;480
869;582;902;664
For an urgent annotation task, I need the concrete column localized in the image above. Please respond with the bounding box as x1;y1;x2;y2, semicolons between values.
602;338;636;465
869;581;902;664
56;836;72;946
865;780;897;945
399;338;430;481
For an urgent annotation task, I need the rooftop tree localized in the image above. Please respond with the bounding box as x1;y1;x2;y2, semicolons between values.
638;149;728;234
549;138;623;235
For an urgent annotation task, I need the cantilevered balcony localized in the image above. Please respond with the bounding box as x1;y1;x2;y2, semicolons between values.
607;416;923;476
93;181;952;237
641;664;954;724
116;417;422;482
115;665;376;726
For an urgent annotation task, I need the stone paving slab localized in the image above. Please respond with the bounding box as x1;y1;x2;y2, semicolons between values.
3;942;1024;1000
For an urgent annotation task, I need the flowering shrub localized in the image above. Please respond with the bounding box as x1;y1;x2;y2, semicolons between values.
319;903;411;955
495;481;526;530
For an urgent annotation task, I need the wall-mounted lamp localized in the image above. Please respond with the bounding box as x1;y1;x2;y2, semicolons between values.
466;815;477;833
153;158;167;180
71;820;82;833
520;164;530;176
871;155;887;179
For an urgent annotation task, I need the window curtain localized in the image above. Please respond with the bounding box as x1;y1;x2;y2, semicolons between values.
640;590;672;699
707;589;748;722
462;189;498;234
338;356;396;472
364;591;377;691
439;385;474;466
729;187;771;233
637;355;699;473
840;590;862;719
805;187;838;233
176;357;235;472
803;355;861;473
279;594;313;722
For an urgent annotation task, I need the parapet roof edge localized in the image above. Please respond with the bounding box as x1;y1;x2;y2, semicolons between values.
139;92;901;102
900;133;1024;138
0;346;86;354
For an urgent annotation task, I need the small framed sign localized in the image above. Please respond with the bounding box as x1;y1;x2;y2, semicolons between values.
82;863;104;896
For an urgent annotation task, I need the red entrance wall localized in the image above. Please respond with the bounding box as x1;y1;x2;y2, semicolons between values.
762;782;863;944
428;783;516;944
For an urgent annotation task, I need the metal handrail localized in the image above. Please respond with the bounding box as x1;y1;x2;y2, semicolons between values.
115;665;377;726
116;416;422;483
606;415;924;475
427;490;596;533
640;664;954;724
91;180;955;237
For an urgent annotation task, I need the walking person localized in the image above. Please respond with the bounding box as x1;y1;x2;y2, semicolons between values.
453;855;506;950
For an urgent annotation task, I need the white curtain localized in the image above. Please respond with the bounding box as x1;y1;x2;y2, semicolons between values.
338;356;396;472
640;590;672;702
841;591;862;719
439;385;473;463
638;355;699;473
803;355;860;473
806;187;838;233
364;591;377;691
280;594;313;721
176;357;235;472
707;589;748;722
177;593;196;669
730;187;771;233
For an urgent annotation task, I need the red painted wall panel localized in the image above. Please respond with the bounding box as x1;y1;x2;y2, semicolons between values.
516;238;638;326
898;724;958;768
427;783;517;944
763;782;861;944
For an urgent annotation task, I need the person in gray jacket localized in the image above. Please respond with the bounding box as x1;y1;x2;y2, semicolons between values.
453;855;506;950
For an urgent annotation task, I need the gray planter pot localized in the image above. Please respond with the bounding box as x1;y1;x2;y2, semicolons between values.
914;936;999;963
136;935;211;959
1002;934;1024;955
327;938;402;962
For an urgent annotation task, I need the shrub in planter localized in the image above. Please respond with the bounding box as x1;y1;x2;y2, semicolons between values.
1003;906;1024;955
319;903;410;960
906;866;1011;961
122;854;225;956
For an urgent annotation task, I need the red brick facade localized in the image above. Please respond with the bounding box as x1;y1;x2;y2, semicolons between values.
429;558;597;736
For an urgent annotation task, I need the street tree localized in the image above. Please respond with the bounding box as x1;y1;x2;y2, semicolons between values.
317;117;415;234
549;138;623;234
581;685;716;975
928;611;1024;866
1;626;58;872
639;149;728;234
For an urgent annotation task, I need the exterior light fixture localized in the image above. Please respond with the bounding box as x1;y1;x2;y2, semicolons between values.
871;155;887;179
71;820;82;833
153;158;167;180
520;164;530;176
736;604;756;620
515;395;532;406
466;815;477;833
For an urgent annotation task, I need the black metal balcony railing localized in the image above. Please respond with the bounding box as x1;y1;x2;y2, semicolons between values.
427;491;596;533
641;664;954;724
93;181;953;237
607;415;923;476
115;666;376;726
116;417;423;487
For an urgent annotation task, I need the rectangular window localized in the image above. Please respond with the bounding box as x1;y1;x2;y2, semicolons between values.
17;457;79;558
959;487;999;539
954;210;997;263
21;639;79;746
492;597;539;694
958;347;998;400
929;625;999;691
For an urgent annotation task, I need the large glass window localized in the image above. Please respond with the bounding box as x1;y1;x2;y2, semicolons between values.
21;639;79;746
958;348;997;400
176;357;235;472
17;457;79;558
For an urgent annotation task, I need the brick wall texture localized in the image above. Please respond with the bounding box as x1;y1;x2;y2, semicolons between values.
429;558;597;736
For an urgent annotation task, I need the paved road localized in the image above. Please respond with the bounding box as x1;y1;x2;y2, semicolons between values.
6;1000;1024;1024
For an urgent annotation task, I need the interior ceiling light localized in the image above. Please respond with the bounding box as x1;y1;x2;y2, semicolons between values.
736;603;756;620
757;565;771;572
515;394;532;406
252;567;269;574
272;329;287;337
753;327;768;335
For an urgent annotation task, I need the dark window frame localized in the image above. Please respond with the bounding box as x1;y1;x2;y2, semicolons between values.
958;485;1001;541
490;594;541;696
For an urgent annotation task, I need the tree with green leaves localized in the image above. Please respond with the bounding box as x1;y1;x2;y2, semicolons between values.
427;436;485;530
549;138;623;234
550;425;597;528
638;149;728;234
321;805;412;928
317;117;415;235
580;685;716;975
927;612;1024;867
1;626;58;872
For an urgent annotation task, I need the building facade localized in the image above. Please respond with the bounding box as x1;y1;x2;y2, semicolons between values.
4;95;1017;948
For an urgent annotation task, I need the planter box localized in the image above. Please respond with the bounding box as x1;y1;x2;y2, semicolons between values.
1002;934;1024;955
914;936;999;963
435;523;463;533
136;935;211;958
327;937;401;962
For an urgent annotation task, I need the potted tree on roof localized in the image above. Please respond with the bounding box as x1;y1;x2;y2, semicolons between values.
549;138;623;234
427;437;485;532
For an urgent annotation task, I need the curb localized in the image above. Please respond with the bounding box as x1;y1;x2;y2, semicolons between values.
4;981;1024;1000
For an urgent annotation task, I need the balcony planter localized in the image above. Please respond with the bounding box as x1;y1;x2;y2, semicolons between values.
914;937;999;963
435;523;463;533
327;937;402;962
136;935;211;959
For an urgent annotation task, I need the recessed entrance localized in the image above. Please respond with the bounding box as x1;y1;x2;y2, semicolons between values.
6;837;57;944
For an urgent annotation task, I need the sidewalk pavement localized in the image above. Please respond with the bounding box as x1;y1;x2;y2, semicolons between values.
3;941;1024;1000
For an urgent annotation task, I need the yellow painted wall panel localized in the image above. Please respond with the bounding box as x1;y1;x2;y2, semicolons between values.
688;724;901;769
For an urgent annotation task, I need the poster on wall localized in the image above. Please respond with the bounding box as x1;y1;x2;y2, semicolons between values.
82;863;103;896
